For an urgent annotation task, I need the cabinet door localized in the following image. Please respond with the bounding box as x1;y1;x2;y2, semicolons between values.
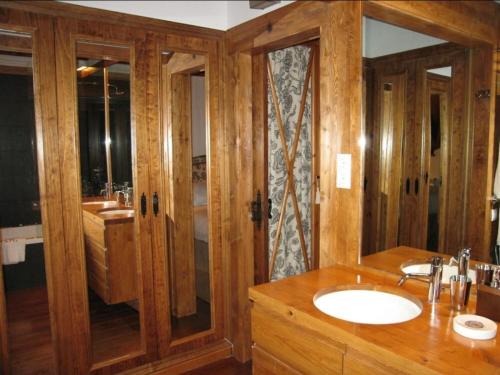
0;9;73;374
54;18;157;372
148;34;225;357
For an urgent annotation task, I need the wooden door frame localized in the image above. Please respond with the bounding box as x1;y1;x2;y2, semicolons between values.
253;39;320;285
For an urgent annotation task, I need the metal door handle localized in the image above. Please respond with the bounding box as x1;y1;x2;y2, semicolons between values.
152;192;159;216
140;193;147;217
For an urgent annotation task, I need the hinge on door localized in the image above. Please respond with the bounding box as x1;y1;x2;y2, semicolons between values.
251;190;262;228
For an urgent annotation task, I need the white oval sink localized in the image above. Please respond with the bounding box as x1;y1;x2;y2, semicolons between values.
401;263;476;285
313;285;422;325
99;209;134;216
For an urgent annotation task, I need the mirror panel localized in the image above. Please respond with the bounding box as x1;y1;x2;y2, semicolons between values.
76;41;141;364
162;51;212;340
0;32;55;374
361;17;484;261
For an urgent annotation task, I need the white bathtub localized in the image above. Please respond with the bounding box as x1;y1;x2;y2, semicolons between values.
0;224;43;244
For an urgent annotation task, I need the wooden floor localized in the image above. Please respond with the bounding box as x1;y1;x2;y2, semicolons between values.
184;358;252;375
171;298;211;340
5;289;250;374
88;291;141;364
6;287;55;375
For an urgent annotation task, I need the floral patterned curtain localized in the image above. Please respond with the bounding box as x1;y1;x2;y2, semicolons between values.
267;45;312;281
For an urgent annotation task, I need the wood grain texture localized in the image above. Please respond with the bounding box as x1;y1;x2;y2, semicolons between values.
250;261;500;375
168;72;197;317
0;1;224;40
54;16;158;373
319;1;362;267
0;9;74;375
155;33;226;359
364;44;471;257
464;46;496;261
252;345;300;375
364;1;497;47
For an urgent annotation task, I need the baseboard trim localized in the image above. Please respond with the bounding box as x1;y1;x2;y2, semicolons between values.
121;340;233;374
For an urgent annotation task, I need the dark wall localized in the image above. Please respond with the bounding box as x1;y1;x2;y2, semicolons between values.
0;74;40;228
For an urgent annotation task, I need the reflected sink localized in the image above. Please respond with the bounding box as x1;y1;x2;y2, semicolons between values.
313;285;422;324
401;262;476;285
98;209;134;216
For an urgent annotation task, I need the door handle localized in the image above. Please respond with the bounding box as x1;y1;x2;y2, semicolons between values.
152;192;159;216
414;178;419;195
251;190;262;228
406;177;410;194
140;193;147;217
268;198;272;219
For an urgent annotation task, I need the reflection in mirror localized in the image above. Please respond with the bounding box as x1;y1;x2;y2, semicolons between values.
425;68;451;251
362;17;475;260
76;42;141;363
0;33;55;373
162;51;211;340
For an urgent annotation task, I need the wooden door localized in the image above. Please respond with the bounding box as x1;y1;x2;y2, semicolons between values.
149;34;226;359
0;11;70;374
253;41;320;283
364;73;406;254
54;18;158;373
421;73;451;252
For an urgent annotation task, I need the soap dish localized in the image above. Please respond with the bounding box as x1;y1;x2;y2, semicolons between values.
453;314;497;340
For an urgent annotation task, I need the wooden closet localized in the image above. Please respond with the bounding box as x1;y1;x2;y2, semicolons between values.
0;3;226;374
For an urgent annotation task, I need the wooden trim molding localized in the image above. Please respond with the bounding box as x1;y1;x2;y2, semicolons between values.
0;1;224;40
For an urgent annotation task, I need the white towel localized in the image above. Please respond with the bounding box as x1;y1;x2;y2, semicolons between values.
494;142;500;245
1;238;26;265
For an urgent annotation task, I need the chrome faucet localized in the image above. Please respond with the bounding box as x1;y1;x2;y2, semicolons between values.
449;248;471;278
398;256;444;303
115;188;133;207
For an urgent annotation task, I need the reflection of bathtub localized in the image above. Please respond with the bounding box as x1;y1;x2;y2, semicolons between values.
0;224;43;244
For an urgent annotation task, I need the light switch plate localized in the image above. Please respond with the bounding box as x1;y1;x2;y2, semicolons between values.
336;154;351;189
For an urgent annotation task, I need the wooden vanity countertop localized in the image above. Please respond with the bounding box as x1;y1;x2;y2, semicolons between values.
81;198;134;224
249;260;500;374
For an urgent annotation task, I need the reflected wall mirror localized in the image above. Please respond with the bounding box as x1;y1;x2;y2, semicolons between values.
75;40;143;365
361;16;494;262
161;50;212;341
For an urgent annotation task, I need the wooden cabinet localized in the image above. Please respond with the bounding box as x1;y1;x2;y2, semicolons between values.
82;211;137;304
251;302;344;374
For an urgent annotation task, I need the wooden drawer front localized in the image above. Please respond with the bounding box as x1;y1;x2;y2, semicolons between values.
85;237;107;267
251;302;344;375
83;216;105;247
86;255;109;303
344;349;407;375
253;345;301;375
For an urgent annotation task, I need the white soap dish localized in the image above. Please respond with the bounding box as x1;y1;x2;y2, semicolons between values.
453;314;497;340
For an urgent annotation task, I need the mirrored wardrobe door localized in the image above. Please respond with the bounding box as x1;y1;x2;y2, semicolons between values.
155;37;224;356
75;40;147;365
0;29;56;375
54;17;156;371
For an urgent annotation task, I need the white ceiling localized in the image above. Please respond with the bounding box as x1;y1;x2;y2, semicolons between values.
62;1;293;30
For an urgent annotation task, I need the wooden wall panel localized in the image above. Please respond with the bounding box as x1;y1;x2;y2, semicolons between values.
465;46;496;261
319;1;362;267
224;51;254;362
